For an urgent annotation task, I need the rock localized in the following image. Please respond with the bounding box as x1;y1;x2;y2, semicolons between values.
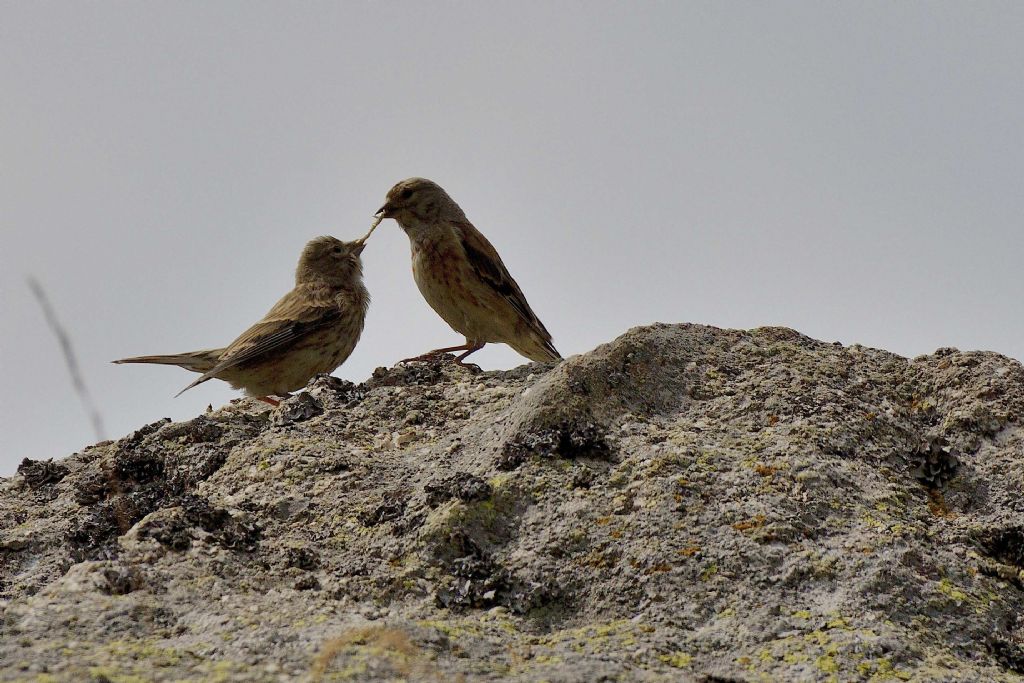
424;472;492;507
16;458;69;489
271;392;324;426
1;323;1023;681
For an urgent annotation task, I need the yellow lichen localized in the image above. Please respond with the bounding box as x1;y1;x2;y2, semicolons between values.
816;654;839;673
659;652;692;668
862;657;913;681
700;564;718;581
804;630;830;646
936;578;970;603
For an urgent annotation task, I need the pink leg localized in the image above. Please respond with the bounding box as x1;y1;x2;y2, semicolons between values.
257;396;281;407
453;342;486;366
401;342;486;366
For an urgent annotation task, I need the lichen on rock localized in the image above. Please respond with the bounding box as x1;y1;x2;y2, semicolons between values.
2;322;1024;681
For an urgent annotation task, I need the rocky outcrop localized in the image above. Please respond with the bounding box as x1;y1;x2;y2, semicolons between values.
2;323;1024;682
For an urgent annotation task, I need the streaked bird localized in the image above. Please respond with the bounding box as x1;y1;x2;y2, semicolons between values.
113;234;372;405
376;177;560;366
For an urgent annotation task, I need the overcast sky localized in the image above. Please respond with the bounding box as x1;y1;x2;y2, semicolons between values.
2;2;1022;475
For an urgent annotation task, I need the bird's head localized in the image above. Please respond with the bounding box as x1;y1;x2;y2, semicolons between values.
296;235;365;286
376;177;465;229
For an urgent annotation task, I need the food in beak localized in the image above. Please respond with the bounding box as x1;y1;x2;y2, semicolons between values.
358;215;384;245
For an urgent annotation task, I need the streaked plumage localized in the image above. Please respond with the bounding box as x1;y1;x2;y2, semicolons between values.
376;177;560;365
114;235;371;404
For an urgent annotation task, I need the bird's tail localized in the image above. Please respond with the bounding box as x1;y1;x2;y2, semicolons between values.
112;348;224;374
512;335;562;363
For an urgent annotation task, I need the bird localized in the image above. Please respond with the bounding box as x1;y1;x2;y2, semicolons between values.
113;234;372;406
376;177;560;366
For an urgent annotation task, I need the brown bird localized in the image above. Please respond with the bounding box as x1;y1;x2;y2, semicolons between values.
376;177;560;365
113;234;372;405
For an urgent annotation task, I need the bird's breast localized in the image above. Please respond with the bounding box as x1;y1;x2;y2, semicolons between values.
409;234;504;341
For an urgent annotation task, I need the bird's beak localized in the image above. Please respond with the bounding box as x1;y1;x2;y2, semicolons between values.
375;201;395;218
352;240;366;255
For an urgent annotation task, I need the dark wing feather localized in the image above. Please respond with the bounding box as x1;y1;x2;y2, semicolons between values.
175;290;340;396
453;221;558;354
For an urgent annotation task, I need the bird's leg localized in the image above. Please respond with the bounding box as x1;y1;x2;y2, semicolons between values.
257;396;281;407
401;342;478;364
453;342;486;367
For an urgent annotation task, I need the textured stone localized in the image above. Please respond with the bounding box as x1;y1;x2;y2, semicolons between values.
1;323;1023;681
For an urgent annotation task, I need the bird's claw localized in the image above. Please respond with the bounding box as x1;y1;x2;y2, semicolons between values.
456;361;483;374
399;350;453;364
398;352;479;373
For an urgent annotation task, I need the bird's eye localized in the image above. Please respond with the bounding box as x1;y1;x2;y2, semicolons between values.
399;188;415;200
332;246;342;254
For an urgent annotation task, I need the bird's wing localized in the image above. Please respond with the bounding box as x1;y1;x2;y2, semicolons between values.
452;221;558;352
176;289;339;396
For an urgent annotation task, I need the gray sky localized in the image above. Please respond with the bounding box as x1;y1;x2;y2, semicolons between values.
2;2;1022;475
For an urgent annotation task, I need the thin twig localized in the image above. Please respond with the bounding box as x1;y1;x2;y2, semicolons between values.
27;276;108;442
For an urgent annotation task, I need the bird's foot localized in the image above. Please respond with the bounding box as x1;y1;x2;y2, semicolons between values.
399;350;452;364
398;352;481;373
401;343;485;370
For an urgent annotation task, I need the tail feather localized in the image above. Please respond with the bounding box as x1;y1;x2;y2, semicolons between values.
540;337;562;361
174;374;213;398
512;334;562;363
112;348;224;374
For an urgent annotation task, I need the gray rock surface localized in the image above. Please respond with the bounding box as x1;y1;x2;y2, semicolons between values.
2;323;1024;682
